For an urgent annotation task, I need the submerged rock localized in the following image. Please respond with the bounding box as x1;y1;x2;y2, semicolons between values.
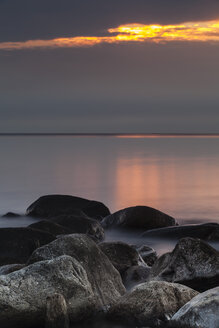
107;281;198;327
171;287;219;328
49;215;105;242
26;194;110;220
99;242;142;274
28;234;126;307
29;220;72;236
150;237;219;292
0;227;55;266
101;206;176;231
142;222;219;241
2;212;20;218
0;255;95;328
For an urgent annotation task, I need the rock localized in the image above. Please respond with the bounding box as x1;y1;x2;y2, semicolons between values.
150;237;219;292
2;212;20;218
0;263;25;275
122;265;151;290
29;220;72;236
142;223;219;241
0;227;56;266
99;242;142;274
137;245;158;266
49;214;105;242
0;255;95;328
28;234;126;307
107;281;198;327
171;287;219;328
45;293;69;328
26;194;110;220
101;206;176;231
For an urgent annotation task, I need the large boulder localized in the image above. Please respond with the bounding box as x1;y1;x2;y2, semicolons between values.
99;242;142;274
0;255;95;328
101;206;176;231
26;194;110;220
171;287;219;328
107;281;198;327
150;238;219;292
28;234;126;307
142;223;219;241
0;227;55;266
49;215;105;242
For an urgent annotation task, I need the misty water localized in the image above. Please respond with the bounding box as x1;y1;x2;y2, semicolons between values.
0;135;219;254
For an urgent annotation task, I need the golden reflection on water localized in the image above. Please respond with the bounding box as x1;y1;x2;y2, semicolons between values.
113;154;219;219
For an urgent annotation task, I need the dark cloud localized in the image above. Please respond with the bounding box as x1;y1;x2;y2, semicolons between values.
1;0;219;42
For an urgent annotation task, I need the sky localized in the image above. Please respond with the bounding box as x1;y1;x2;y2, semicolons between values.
0;0;219;133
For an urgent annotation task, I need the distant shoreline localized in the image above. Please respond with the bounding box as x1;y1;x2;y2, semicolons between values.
0;133;219;138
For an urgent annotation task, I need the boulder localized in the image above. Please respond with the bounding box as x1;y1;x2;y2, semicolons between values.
49;215;105;242
107;281;198;327
101;206;176;231
0;264;25;275
99;242;142;274
137;245;158;266
122;265;151;290
142;223;219;241
0;255;95;328
28;234;126;307
28;220;72;236
171;287;219;328
150;237;219;292
26;194;110;220
0;227;55;266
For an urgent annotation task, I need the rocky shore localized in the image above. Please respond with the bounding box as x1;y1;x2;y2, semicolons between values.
0;194;218;328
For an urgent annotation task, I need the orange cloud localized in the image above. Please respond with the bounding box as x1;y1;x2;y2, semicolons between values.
1;19;219;50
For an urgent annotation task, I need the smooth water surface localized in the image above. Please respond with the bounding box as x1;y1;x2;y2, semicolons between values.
0;134;219;253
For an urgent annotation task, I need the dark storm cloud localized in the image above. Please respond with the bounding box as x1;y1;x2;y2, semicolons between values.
1;0;219;42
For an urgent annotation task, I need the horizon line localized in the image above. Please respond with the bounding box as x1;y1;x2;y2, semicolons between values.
1;133;219;137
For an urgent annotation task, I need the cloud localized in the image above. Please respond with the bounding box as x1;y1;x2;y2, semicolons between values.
1;0;219;42
1;19;219;50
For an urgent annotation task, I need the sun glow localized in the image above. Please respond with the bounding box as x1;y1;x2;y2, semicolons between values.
1;19;219;50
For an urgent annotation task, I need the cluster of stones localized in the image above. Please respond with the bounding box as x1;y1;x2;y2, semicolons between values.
0;195;218;328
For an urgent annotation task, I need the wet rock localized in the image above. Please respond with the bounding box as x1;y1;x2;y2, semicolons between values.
150;237;219;292
0;255;95;328
171;287;219;328
2;212;20;218
107;281;198;327
28;234;126;308
29;220;72;236
122;265;151;290
0;227;55;266
142;223;219;241
99;242;142;274
101;206;176;231
49;215;105;242
0;263;25;275
137;245;158;266
45;293;69;328
26;194;110;220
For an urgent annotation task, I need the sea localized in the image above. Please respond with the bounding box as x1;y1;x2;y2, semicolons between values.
0;134;219;254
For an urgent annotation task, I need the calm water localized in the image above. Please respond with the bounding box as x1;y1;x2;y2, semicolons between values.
0;135;219;253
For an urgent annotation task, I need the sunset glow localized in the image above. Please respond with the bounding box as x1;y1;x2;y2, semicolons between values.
1;19;219;50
